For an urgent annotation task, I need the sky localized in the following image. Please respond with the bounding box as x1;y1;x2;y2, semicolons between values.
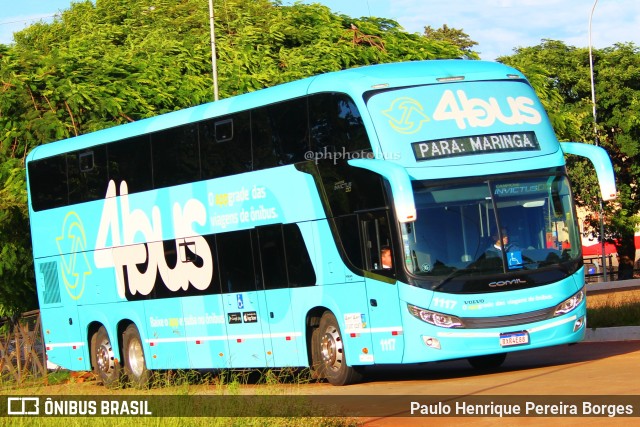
0;0;639;60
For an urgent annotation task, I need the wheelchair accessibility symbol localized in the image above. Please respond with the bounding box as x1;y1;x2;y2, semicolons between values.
508;251;523;269
237;294;244;309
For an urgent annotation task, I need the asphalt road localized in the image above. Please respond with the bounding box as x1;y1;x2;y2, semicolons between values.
298;340;640;426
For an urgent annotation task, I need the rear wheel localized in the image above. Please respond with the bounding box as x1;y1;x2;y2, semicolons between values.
309;327;322;379
467;353;507;370
92;326;121;388
312;311;363;386
123;324;151;388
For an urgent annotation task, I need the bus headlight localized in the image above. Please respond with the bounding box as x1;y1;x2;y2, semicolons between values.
553;288;585;317
407;304;464;328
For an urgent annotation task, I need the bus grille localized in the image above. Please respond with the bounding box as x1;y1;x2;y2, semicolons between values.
461;306;556;329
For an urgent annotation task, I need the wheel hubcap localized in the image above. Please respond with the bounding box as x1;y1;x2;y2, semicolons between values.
97;340;114;375
320;325;343;372
128;339;145;378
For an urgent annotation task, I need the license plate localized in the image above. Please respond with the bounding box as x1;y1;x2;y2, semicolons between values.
499;331;529;347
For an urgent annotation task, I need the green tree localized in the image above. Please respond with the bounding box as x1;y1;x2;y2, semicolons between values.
423;24;479;59
0;0;472;313
499;40;640;262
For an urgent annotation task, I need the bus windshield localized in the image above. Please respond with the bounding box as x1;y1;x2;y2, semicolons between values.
402;173;581;287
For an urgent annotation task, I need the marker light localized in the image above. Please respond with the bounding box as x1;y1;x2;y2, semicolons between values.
436;76;465;82
407;304;464;328
554;288;585;317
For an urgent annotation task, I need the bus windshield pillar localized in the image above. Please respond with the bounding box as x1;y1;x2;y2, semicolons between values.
348;159;417;223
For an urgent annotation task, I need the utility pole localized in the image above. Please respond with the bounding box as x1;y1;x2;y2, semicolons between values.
588;0;608;281
208;0;219;101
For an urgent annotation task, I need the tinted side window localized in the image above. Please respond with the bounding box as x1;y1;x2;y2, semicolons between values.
257;225;288;290
28;155;68;211
283;224;316;287
309;93;369;153
152;124;199;188
200;111;252;179
252;106;280;170
252;98;309;169
333;215;363;270
108;136;152;194
217;230;258;293
360;210;394;273
318;162;387;217
271;97;309;165
68;146;108;204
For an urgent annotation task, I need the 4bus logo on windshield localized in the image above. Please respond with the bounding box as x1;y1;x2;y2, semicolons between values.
432;89;542;130
93;180;213;299
386;90;543;133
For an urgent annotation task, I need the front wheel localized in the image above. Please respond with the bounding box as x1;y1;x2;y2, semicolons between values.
123;324;151;388
312;311;363;386
92;326;121;388
467;353;507;370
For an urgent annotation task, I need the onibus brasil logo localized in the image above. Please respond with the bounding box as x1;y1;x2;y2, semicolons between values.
55;212;92;300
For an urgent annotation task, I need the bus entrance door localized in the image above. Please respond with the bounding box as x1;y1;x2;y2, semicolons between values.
364;280;404;363
223;291;268;368
260;288;302;367
361;213;404;364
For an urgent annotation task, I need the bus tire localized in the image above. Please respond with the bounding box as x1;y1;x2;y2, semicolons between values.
92;326;121;388
309;327;322;379
467;353;507;370
122;324;151;388
314;311;363;386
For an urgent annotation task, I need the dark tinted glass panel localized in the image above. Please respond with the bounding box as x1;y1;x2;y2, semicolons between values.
333;215;363;270
217;230;257;293
152;124;199;188
108;136;152;194
271;97;309;165
28;155;68;211
253;98;309;169
257;225;288;290
201;111;252;179
309;93;369;153
283;224;316;287
68;146;109;204
317;161;387;217
360;210;393;272
252;106;280;170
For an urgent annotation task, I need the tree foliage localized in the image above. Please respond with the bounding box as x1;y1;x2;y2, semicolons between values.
423;24;479;59
0;0;471;313
499;40;640;260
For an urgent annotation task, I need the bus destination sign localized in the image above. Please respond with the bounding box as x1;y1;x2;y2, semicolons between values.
412;131;540;161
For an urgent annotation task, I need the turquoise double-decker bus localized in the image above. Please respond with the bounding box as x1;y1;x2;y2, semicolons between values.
26;60;616;386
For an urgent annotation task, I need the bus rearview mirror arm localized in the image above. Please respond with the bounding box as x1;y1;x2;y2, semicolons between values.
348;158;417;223
560;142;617;201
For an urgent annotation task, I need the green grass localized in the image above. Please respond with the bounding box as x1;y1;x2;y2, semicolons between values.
587;300;640;327
586;289;640;328
3;417;360;427
1;369;361;427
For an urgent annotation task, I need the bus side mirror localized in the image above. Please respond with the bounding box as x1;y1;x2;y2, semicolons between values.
560;142;617;201
348;158;417;223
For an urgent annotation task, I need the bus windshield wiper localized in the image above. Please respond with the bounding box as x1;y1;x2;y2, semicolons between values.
432;268;473;291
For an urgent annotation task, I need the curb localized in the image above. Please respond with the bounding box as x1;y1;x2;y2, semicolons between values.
584;279;640;342
583;326;640;342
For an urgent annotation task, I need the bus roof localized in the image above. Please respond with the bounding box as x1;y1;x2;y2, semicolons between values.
27;60;525;162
